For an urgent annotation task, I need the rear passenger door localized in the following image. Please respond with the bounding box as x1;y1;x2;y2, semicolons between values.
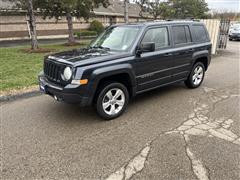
135;26;174;92
171;25;194;81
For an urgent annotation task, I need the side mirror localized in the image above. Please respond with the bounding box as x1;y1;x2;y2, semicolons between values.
137;42;155;55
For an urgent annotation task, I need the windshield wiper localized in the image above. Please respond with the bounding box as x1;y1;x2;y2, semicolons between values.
91;45;111;51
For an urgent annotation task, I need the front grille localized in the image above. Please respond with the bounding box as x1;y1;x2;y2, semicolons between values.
44;59;65;84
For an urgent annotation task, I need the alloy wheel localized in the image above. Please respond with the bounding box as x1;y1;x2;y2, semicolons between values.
192;66;204;85
102;88;125;116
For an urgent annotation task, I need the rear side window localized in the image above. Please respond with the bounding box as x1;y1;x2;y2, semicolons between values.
192;25;209;42
142;27;170;49
172;25;192;45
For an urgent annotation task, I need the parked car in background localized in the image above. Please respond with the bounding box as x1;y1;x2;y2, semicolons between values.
39;21;212;120
229;23;240;41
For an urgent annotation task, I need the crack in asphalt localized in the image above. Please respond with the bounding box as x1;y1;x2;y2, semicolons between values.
183;134;209;180
106;145;151;180
166;87;239;144
164;87;239;180
106;86;239;180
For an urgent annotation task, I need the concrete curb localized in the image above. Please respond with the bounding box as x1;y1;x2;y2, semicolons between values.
0;90;42;103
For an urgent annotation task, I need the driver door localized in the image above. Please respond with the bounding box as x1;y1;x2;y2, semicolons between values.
135;26;174;92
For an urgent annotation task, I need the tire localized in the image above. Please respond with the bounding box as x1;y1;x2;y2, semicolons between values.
185;62;205;89
95;82;129;120
229;38;233;41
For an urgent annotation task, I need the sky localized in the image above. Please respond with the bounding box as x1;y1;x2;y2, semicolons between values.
206;0;240;12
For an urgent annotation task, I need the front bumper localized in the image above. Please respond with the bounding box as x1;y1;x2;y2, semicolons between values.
229;34;240;39
38;75;90;106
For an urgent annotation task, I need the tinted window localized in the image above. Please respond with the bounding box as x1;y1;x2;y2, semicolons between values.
142;27;170;49
172;25;192;45
185;26;192;43
192;25;209;42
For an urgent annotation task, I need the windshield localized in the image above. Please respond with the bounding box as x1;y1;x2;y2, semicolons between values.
231;24;240;30
90;26;140;51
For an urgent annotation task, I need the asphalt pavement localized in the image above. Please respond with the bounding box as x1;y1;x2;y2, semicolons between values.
1;41;240;180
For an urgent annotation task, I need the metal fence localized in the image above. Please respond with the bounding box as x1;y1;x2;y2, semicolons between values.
202;19;230;55
218;19;231;49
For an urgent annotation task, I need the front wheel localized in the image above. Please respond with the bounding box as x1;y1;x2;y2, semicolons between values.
95;82;129;120
185;62;205;89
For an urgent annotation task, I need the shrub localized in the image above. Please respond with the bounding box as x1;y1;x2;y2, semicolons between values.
89;20;104;34
75;30;97;38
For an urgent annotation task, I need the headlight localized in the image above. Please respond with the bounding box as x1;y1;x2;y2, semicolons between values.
62;67;72;81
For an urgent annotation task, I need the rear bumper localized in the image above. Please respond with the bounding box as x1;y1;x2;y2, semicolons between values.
38;75;91;107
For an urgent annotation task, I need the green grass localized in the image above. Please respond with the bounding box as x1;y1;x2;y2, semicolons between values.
0;42;90;92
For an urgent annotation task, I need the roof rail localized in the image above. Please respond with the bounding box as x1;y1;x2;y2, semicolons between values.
153;20;166;22
163;19;200;22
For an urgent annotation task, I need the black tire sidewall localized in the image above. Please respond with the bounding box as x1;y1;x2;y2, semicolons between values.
96;82;129;120
187;62;205;88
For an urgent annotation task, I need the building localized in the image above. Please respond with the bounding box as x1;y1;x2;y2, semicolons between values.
0;0;150;40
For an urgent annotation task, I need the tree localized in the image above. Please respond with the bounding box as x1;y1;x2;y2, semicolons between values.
124;0;129;23
136;0;209;20
37;0;109;44
210;11;240;20
27;0;38;50
136;0;175;20
168;0;209;19
4;0;39;50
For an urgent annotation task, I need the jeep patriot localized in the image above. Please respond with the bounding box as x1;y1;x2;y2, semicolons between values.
39;21;212;120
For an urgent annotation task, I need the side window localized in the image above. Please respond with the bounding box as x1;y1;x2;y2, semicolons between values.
141;27;170;49
172;25;192;45
185;26;192;43
192;25;209;42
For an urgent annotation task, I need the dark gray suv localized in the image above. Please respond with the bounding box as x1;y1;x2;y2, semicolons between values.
39;21;212;120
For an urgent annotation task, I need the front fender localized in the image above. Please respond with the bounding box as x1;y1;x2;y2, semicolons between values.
86;63;136;104
91;64;136;85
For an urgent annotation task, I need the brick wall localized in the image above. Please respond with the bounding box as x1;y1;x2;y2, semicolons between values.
0;15;147;39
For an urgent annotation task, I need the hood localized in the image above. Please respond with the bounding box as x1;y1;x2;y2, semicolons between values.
47;48;131;67
49;48;111;62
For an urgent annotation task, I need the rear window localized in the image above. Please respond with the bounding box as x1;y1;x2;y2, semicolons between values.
172;25;192;45
192;25;209;42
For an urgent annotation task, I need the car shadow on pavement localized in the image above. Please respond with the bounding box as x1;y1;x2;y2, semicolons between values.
43;83;190;124
130;82;187;105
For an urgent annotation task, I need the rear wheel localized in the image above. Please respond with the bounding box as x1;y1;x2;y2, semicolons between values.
95;82;129;120
185;62;205;89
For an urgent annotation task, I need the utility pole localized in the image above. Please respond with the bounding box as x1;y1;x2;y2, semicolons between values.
124;0;129;23
27;0;38;50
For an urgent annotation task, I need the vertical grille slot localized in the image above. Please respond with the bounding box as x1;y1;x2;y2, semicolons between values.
44;59;66;84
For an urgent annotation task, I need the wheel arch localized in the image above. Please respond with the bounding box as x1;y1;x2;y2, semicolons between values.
88;64;136;104
192;50;210;71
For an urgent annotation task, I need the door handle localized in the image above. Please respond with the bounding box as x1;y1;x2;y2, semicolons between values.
164;53;173;57
185;48;194;53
